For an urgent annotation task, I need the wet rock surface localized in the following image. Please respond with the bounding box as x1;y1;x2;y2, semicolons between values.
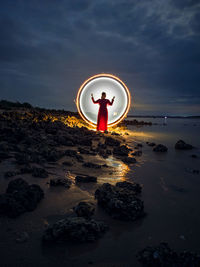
43;216;108;243
73;202;95;218
137;242;200;266
0;178;44;218
175;140;193;150
95;182;144;221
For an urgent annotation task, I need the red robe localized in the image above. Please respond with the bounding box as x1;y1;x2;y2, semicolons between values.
92;97;114;131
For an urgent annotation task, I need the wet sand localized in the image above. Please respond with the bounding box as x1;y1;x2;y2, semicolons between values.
0;112;200;267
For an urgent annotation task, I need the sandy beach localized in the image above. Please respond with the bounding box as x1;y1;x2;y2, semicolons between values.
0;107;200;267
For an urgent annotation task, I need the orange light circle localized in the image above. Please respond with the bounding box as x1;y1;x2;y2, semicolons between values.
76;73;131;127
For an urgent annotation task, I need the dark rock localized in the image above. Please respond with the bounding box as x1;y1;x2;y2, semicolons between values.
131;150;142;156
73;202;95;218
82;162;101;169
62;161;73;166
191;154;198;158
175;140;193;150
113;145;131;156
32;167;48;178
0;178;44;218
116;181;142;194
75;175;97;183
105;137;120;147
95;183;144;221
111;132;120;136
122;156;137;164
49;178;72;188
153;144;168;152
148;142;156;147
43;216;108;242
137;242;200;266
76;154;84;162
65;149;77;157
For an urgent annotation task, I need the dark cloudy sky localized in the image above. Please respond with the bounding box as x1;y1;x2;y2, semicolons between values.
0;0;200;115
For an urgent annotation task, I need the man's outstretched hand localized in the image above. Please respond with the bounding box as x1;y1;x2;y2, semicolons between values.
91;93;93;97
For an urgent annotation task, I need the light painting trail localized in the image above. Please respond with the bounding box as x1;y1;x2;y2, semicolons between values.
76;73;131;128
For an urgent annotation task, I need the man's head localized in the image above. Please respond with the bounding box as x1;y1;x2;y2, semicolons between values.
101;92;106;99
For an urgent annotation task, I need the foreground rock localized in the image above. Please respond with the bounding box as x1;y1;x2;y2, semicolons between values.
0;178;44;218
175;140;193;150
153;144;168;152
49;178;72;188
137;242;200;266
73;202;95;218
95;182;144;221
43;216;108;242
75;175;97;183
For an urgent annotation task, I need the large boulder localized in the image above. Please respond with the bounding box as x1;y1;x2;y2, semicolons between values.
0;178;44;218
43;216;108;242
175;140;193;150
95;182;144;221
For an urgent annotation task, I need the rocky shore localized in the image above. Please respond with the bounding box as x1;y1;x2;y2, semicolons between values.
0;103;199;266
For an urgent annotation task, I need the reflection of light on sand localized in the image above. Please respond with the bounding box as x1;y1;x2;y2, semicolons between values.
99;156;130;184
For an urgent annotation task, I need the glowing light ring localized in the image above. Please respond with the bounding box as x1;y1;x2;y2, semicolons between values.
76;73;131;127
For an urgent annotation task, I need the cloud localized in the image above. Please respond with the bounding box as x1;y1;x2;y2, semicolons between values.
0;0;199;115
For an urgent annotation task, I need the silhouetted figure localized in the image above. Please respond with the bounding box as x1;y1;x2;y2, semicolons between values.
91;92;115;132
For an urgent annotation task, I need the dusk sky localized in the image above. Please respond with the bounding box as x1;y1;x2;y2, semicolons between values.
0;0;200;116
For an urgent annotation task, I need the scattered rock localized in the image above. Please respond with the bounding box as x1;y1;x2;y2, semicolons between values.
122;156;137;164
49;178;72;188
32;167;48;178
191;154;198;158
153;144;168;152
73;202;95;218
175;140;193;150
137;242;200;266
75;175;97;183
105;137;120;147
43;216;108;242
82;162;101;169
95;182;144;221
0;178;44;218
148;142;156;147
132;150;142;156
113;145;131;156
65;149;77;157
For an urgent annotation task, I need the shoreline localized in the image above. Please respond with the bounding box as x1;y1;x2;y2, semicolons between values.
0;106;200;266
